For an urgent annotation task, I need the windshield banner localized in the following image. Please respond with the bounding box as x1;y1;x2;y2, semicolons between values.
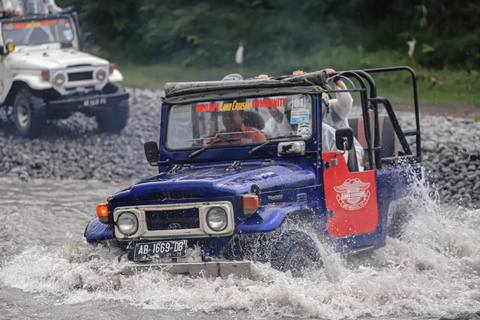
195;97;287;113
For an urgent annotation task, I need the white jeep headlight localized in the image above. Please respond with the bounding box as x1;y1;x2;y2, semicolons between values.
54;72;66;86
117;212;138;235
96;69;107;81
206;207;228;231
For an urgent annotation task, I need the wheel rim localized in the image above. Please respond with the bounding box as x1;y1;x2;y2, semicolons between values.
16;100;30;129
287;253;311;277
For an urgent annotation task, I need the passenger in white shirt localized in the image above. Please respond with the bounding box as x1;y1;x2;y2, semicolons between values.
294;69;364;170
263;107;293;137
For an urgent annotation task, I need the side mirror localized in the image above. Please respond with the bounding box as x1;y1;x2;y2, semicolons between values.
144;141;159;166
2;42;15;55
335;127;354;151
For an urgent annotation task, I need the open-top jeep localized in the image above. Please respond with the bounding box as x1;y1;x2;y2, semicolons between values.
85;67;423;277
0;10;129;137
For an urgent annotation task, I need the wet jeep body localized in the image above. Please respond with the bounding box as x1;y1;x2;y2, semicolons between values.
85;67;423;276
0;11;129;137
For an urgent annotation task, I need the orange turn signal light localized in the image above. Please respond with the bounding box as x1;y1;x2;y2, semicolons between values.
243;195;259;211
96;203;109;218
41;69;49;81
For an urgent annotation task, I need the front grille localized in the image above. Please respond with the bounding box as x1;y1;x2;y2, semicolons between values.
145;208;200;231
141;191;201;201
68;71;93;82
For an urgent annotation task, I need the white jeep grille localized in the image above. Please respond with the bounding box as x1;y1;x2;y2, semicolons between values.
113;201;235;241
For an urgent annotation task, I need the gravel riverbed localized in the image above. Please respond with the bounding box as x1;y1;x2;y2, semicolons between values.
0;88;478;208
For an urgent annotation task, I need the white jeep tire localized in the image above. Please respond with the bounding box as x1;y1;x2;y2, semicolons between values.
13;88;47;138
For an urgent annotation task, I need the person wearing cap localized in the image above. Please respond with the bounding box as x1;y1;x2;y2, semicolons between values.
294;69;364;171
263;106;293;137
293;68;353;128
254;74;294;137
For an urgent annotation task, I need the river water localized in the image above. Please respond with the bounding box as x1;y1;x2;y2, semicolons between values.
0;178;479;320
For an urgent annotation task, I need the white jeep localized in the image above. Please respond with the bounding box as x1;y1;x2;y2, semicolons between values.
0;11;129;137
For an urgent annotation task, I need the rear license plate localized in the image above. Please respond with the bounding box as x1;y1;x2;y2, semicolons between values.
134;240;187;261
83;97;107;107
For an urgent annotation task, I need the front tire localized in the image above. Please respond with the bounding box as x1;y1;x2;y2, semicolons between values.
13;88;46;138
270;231;322;277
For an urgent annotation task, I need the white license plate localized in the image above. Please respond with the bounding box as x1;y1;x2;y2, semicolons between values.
134;240;187;261
83;97;107;107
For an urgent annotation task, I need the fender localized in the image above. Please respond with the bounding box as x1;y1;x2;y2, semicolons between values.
236;202;315;233
108;69;124;83
84;218;113;243
11;76;52;91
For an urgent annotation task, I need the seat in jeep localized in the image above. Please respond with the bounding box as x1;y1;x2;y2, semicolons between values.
349;116;398;163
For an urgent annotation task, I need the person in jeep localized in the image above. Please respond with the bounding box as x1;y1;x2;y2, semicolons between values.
219;109;266;144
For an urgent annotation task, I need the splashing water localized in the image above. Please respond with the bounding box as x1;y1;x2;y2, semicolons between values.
0;178;479;320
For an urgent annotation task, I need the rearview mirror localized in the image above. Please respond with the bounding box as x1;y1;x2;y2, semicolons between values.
144;141;159;166
335;127;354;151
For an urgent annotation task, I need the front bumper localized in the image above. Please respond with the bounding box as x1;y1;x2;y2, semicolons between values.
48;91;129;113
122;261;252;278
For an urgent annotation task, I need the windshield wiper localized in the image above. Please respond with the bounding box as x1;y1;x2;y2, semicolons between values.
189;135;240;158
249;134;302;154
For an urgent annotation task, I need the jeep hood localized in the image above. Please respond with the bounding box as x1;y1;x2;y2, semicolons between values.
7;47;108;70
110;163;316;202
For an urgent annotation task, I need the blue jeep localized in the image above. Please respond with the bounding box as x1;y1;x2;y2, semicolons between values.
85;67;423;277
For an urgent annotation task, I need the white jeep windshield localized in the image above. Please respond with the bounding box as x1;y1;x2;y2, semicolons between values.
2;18;75;46
166;94;313;150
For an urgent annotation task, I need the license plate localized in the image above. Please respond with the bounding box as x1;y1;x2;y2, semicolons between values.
83;97;107;107
134;240;187;261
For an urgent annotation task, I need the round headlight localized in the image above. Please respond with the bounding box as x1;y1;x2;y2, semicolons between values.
54;73;66;86
117;212;138;235
96;69;107;81
206;207;228;231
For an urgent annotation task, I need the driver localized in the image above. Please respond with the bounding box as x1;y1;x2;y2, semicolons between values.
218;110;266;144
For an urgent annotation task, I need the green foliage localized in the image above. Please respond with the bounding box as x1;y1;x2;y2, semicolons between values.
57;0;479;71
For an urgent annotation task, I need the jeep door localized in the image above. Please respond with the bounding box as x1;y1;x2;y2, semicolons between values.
322;150;380;239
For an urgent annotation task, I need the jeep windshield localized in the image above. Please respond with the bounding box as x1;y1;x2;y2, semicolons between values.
2;18;75;46
165;94;313;151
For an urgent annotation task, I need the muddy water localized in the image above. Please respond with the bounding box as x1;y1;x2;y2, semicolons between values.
0;178;479;320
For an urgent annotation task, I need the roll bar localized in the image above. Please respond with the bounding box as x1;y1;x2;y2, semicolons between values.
326;66;421;169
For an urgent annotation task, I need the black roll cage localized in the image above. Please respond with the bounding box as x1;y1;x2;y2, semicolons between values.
326;66;421;170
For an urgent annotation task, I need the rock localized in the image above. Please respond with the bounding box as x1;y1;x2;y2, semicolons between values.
423;140;436;151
